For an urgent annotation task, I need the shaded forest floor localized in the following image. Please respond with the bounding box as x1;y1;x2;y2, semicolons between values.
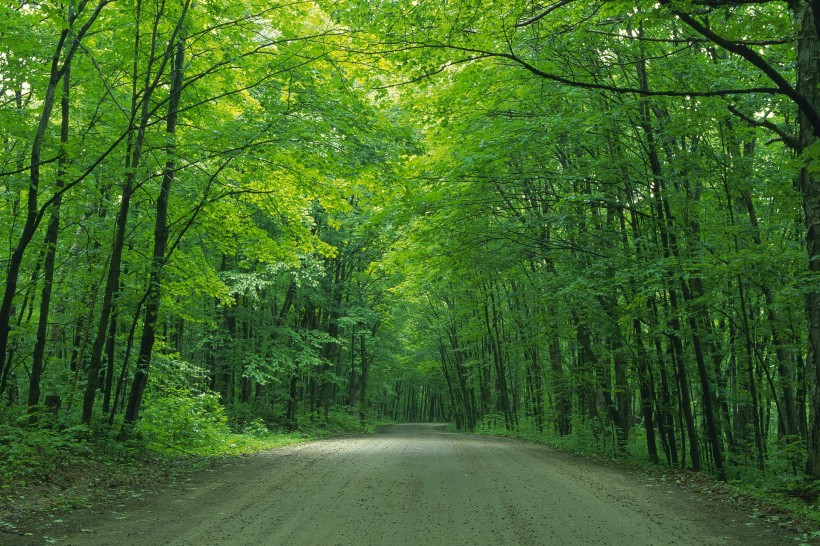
1;448;223;538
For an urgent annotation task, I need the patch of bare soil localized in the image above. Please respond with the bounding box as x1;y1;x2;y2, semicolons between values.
2;424;815;545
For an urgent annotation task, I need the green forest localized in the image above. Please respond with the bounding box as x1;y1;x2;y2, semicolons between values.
1;0;819;516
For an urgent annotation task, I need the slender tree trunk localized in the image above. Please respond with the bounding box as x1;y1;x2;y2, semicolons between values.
0;1;108;395
123;36;186;428
0;33;69;390
286;375;298;428
359;331;370;423
28;63;71;419
636;51;700;470
446;318;476;430
679;278;725;477
84;0;154;424
728;133;800;440
651;300;679;466
102;306;117;413
634;318;660;464
439;342;463;429
573;313;598;424
550;333;570;435
486;283;513;429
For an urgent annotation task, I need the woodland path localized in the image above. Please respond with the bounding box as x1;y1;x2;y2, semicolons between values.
10;424;796;545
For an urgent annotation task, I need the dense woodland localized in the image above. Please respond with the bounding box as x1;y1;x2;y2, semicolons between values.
2;0;820;489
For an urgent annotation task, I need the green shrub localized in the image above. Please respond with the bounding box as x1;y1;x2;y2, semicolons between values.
298;408;371;436
226;400;283;432
242;418;271;438
0;414;91;490
137;387;230;454
133;353;234;454
324;409;364;432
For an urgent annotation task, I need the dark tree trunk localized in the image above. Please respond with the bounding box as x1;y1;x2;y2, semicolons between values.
634;319;660;464
359;332;369;423
28;64;71;419
84;0;158;424
550;334;570;435
0;1;108;398
123;36;186;428
795;1;820;476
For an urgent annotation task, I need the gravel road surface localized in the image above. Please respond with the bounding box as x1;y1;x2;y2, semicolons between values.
8;423;796;545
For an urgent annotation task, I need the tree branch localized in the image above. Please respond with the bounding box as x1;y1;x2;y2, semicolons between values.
587;29;789;46
378;41;782;98
726;105;799;148
515;0;578;28
659;0;820;135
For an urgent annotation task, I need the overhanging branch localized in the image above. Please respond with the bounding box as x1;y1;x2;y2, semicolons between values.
726;105;799;148
658;0;820;135
377;41;782;98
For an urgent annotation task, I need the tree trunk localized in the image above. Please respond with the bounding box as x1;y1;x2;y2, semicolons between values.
359;331;369;423
0;1;108;395
794;0;820;477
84;0;158;424
123;36;186;428
28;63;71;419
550;334;570;435
634;319;660;464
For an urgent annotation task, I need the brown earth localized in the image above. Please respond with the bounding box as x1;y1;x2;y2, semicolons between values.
1;423;808;545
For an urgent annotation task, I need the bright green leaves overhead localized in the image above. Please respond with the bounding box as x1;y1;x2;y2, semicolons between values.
323;0;815;471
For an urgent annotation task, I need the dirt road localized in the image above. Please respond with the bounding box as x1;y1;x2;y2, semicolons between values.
8;424;797;545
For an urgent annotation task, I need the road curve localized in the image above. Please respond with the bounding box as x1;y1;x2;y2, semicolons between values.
29;424;791;545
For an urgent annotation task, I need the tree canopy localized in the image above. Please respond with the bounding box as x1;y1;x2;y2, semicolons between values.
1;0;819;493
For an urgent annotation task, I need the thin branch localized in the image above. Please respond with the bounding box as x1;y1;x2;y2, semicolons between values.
377;41;782;98
374;54;494;88
692;0;777;5
587;29;790;46
515;0;578;28
726;105;798;149
0;156;61;178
